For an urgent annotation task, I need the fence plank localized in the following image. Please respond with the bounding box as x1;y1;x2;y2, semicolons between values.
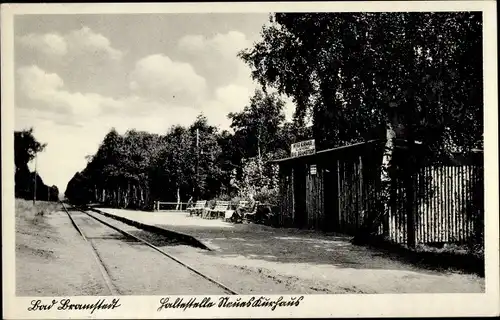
460;166;465;242
425;166;429;244
275;150;482;245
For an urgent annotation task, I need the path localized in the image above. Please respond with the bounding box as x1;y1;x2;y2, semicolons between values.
101;208;485;294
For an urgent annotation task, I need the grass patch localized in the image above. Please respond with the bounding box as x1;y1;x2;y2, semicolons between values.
352;234;484;276
16;199;62;225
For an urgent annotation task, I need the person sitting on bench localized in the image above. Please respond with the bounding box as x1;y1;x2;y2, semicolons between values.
235;195;256;222
186;196;194;211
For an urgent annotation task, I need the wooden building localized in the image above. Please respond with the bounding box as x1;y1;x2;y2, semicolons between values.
271;139;483;246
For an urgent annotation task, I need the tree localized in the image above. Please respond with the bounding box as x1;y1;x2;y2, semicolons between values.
65;172;92;205
240;12;483;242
14;128;46;170
80;128;162;208
224;89;313;196
152;125;194;206
189;115;224;200
228;89;286;157
49;185;60;201
228;89;288;186
14;128;47;199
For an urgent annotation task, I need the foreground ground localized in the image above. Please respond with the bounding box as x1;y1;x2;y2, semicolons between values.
103;208;485;294
15;200;108;296
15;200;484;295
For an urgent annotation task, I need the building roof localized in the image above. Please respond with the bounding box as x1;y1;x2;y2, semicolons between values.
269;139;427;165
269;139;380;164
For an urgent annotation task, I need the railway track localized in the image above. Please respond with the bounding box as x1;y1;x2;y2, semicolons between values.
60;201;239;295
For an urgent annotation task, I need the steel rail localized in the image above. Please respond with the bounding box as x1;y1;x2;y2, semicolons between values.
70;204;239;295
60;201;118;295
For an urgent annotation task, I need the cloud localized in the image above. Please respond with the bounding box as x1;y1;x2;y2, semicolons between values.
17;33;68;57
202;84;297;129
14;69;294;193
15;96;204;193
17;26;123;61
129;54;207;105
201;84;253;129
16;112;111;192
177;31;255;89
16;65;122;119
179;31;250;59
66;27;123;61
17;63;207;123
177;35;205;52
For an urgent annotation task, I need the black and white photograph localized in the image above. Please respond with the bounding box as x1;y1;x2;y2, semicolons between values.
2;2;498;319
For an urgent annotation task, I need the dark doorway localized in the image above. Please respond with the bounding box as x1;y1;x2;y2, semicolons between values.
293;164;307;228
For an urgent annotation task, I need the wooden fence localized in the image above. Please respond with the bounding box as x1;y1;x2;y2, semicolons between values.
389;163;483;244
276;143;484;246
331;153;483;245
154;201;190;211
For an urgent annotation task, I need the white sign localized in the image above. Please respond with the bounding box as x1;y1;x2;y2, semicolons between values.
310;164;317;175
291;139;316;157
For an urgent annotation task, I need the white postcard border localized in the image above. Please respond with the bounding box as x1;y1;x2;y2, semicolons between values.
2;2;498;318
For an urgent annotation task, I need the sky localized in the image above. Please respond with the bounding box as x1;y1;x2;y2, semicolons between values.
14;13;296;193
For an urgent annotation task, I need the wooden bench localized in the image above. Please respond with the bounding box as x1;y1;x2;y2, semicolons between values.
224;200;248;221
187;200;207;216
243;201;260;222
203;200;231;219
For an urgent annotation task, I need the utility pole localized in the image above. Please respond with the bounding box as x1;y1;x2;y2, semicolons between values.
33;154;37;205
195;128;199;200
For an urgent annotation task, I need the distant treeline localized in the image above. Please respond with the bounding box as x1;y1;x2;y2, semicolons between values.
15;129;59;202
65;90;311;209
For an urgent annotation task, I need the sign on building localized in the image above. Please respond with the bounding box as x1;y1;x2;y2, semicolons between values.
291;139;316;157
310;164;317;175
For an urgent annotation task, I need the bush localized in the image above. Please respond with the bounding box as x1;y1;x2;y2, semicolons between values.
229;196;243;209
254;187;279;206
467;235;484;259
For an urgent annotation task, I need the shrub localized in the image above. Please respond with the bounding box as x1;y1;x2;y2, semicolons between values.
254;187;279;206
229;196;243;209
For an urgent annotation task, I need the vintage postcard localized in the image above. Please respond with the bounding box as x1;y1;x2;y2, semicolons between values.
2;1;498;319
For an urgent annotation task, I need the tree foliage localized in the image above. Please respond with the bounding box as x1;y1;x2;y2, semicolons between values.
14;128;58;201
239;12;483;154
239;12;483;243
14;128;46;171
64;90;306;208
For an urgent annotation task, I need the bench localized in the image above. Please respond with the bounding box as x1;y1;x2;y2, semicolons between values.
187;200;207;216
203;200;231;219
224;200;248;221
243;201;260;222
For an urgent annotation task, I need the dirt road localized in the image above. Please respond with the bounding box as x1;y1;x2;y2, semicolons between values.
104;209;485;294
16;200;108;296
15;201;484;295
16;201;291;295
69;210;229;295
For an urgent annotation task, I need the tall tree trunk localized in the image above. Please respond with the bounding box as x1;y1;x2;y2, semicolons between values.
404;128;417;248
176;185;181;210
132;184;136;207
380;115;397;225
118;186;122;208
140;187;144;206
353;108;397;242
126;181;131;208
404;17;417;248
257;132;263;184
